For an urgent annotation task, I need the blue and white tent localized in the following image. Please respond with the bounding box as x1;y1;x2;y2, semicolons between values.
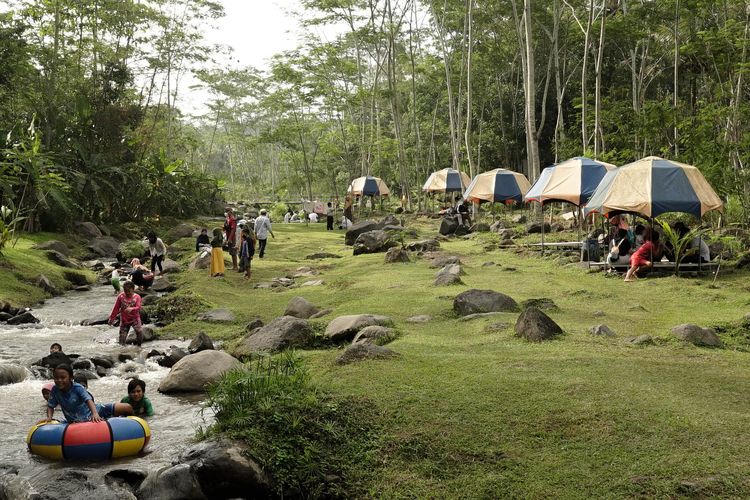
347;176;390;197
525;157;616;207
422;168;471;193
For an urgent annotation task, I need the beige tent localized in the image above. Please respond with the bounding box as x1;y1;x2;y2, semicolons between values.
463;169;531;204
347;176;390;197
422;168;471;193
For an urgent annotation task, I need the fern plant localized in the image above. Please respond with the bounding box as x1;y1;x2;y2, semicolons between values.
658;220;704;275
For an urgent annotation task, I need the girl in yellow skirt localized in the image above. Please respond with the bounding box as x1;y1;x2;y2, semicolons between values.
209;228;225;277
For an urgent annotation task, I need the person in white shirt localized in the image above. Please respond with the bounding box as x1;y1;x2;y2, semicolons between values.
254;209;275;258
309;212;319;223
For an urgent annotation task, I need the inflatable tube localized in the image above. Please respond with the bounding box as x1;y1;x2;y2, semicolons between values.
27;416;151;460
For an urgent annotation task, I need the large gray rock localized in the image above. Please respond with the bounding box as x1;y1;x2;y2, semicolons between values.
46;250;80;268
232;316;313;357
325;314;393;342
439;217;458;235
384;247;410;263
352;326;397;345
671;324;723;347
188;332;215;353
434;264;463;286
36;274;56;295
88;237;120;257
514;307;563;342
189;251;212;270
336;343;399;365
196;309;235;322
453;289;519;316
167;223;196;242
32;240;70;255
7;311;39;325
177;438;272;499
352;230;398;255
158;350;241;393
345;220;381;245
429;255;461;268
380;214;400;227
284;296;320;319
526;222;551;234
0;364;27;385
138;463;206;500
157;347;189;368
405;239;440;252
75;221;103;239
160;258;181;274
151;276;176;293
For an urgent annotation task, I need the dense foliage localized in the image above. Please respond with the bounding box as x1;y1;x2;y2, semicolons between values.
203;353;381;498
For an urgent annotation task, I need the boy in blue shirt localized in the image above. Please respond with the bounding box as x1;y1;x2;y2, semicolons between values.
45;364;132;423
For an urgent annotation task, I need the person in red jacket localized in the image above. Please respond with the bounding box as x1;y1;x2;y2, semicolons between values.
108;281;143;346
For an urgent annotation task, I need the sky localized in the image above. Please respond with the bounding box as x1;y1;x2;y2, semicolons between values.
182;0;336;115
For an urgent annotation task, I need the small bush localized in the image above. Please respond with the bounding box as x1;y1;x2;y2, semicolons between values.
202;352;381;497
143;290;207;324
270;201;289;223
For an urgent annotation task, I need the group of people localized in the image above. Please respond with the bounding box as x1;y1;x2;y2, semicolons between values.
39;344;153;426
283;197;354;230
603;215;710;282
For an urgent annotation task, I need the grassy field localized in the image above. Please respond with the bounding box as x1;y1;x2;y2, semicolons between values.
4;218;750;497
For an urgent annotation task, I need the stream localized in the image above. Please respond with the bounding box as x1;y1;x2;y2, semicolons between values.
0;286;213;496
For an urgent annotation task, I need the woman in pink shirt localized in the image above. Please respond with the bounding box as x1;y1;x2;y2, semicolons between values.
108;281;143;345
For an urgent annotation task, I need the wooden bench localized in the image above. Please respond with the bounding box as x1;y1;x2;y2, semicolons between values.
587;261;718;273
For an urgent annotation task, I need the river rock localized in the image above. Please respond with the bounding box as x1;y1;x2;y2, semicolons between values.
30;366;52;379
160;258;181;274
345;220;381;245
177;438;272;499
305;252;342;260
284;296;320;319
75;221;103;239
384;247;410;263
429;255;461;268
167;223;195;242
0;364;27;385
81;315;109;326
196;309;235;322
137;463;206;500
189;251;211;270
63;270;89;286
91;356;114;369
671;324;723;347
36;274;57;295
0;312;11;322
590;324;615;337
72;358;95;370
7;311;39;325
325;314;393;342
46;250;80;268
157;347;189;368
88;236;120;257
188;332;215;353
352;230;398;255
74;369;99;381
158;350;241;393
435;264;463;286
141;294;159;306
232;316;313;357
245;318;264;332
352;326;397;346
126;325;156;344
32;240;70;255
34;351;72;368
151;276;176;293
336;343;399;365
405;239;440;252
104;469;148;494
514;307;563;342
453;289;519;316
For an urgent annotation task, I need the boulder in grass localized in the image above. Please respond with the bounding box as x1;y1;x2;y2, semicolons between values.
345;221;381;245
87;237;120;257
325;314;393;342
151;276;176;293
189;251;212;270
671;324;723;347
526;222;551;234
514;307;563;342
470;222;490;233
352;230;398;255
336;343;399;365
189;332;215;353
160;258;181;274
439;217;458;236
166;223;195;242
283;297;320;319
196;309;235;322
590;324;615;337
158;350;241;393
453;289;519;316
352;326;397;346
434;265;463;286
75;221;102;239
232;316;313;357
521;298;558;311
36;274;57;295
384;247;410;263
404;239;440;252
32;240;70;256
46;250;80;269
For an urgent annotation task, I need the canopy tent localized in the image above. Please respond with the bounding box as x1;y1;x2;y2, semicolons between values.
524;157;616;206
422;168;472;193
347;176;391;197
584;156;723;218
463;168;531;204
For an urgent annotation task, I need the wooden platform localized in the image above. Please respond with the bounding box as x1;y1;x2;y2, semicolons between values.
587;261;718;273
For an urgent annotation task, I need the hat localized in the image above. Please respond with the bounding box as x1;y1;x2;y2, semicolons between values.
260;209;267;215
42;382;54;393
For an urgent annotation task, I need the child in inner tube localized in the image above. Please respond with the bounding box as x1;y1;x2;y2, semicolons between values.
38;364;133;424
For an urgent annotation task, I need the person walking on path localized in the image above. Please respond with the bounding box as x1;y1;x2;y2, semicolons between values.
326;202;334;230
224;207;238;271
254;209;275;258
146;232;166;275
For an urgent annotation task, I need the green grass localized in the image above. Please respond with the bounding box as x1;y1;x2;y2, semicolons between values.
6;217;750;497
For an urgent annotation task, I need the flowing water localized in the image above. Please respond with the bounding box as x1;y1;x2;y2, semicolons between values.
0;286;213;490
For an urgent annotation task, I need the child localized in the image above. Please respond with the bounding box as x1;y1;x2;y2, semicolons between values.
624;231;660;282
121;379;154;417
44;364;132;423
41;382;54;401
129;258;154;291
49;343;62;354
108;281;144;346
111;263;122;295
239;229;256;280
209;227;225;277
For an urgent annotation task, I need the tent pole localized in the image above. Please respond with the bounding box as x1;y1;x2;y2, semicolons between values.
541;204;545;256
577;206;582;261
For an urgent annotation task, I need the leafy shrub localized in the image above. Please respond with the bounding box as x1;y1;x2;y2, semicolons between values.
143;290;207;324
270;201;289;223
202;353;381;497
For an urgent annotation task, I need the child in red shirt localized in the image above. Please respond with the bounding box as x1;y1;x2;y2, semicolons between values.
624;231;660;282
108;281;143;345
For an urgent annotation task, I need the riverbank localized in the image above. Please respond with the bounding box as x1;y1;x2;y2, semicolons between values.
3;217;750;497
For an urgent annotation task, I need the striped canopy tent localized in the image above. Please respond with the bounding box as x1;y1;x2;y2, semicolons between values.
347;176;391;197
524;157;616;206
584;156;723;218
422;168;472;193
463;168;531;204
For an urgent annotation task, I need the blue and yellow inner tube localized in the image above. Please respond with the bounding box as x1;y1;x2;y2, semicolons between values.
27;416;151;460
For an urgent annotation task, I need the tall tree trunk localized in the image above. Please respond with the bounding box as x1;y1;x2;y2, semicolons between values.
464;0;475;178
593;1;607;157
